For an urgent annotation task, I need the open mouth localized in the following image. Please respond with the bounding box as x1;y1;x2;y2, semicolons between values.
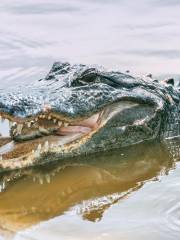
0;101;144;169
0;110;104;168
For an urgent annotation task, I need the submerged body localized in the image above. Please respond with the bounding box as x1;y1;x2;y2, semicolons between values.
0;62;179;171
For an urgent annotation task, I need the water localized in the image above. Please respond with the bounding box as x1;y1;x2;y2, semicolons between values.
0;142;179;240
1;0;180;88
0;0;180;239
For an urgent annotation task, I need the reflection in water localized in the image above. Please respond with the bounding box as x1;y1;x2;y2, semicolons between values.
0;141;176;232
0;1;180;239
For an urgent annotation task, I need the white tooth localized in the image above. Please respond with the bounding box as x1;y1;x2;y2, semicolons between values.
13;122;17;126
44;141;49;151
17;124;23;134
37;144;42;151
9;121;13;128
53;119;57;123
58;121;62;127
34;145;42;158
64;122;69;127
34;150;40;158
13;129;17;135
27;122;31;128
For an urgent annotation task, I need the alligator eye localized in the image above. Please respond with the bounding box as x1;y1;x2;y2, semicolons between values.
161;78;174;86
71;69;98;86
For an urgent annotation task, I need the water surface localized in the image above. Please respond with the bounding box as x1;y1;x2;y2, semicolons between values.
0;142;179;240
0;1;180;240
1;0;180;88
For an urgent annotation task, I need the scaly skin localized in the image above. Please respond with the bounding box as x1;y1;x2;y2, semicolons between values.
0;62;179;171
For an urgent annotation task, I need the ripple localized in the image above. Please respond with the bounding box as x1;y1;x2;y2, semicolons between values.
125;49;180;59
0;31;54;86
0;1;81;15
166;202;180;233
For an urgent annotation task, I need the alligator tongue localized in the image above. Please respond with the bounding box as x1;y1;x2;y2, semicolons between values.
57;126;91;135
56;112;99;135
73;113;99;128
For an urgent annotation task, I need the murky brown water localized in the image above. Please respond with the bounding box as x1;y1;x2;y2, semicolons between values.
0;0;180;239
0;141;179;240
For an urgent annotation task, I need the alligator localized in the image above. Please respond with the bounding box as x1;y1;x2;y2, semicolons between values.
0;61;179;171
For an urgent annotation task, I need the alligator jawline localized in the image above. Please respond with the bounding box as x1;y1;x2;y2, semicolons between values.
0;110;103;166
0;101;139;170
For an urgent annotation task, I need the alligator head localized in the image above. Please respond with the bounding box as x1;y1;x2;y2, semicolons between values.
0;62;179;170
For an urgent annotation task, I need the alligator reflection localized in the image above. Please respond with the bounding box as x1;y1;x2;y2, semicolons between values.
0;141;176;231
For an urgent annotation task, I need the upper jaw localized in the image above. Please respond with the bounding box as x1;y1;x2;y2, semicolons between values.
0;60;178;121
0;82;171;143
0;87;163;121
0;109;102;139
0;100;142;170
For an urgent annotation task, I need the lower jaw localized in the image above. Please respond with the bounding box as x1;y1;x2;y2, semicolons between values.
0;132;96;171
0;113;102;170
